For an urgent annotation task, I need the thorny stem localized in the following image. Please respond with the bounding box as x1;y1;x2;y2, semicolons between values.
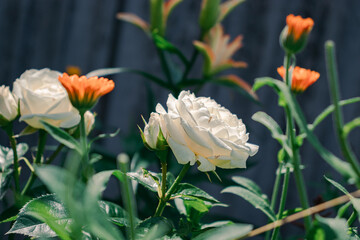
154;163;190;217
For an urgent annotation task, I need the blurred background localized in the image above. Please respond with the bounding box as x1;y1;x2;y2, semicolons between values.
1;0;360;238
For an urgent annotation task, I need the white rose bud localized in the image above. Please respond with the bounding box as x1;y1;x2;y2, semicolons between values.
13;68;80;129
156;90;258;172
84;111;95;135
0;85;18;126
141;113;167;151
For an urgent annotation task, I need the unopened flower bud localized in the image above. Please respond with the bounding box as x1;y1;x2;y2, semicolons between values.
140;113;167;151
0;85;18;127
280;14;314;54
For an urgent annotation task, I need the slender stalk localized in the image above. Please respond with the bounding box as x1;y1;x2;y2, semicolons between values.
21;130;47;195
154;163;191;217
79;111;93;181
239;190;360;239
5;125;20;194
271;166;290;240
265;163;284;240
46;144;64;164
160;161;167;199
118;154;137;240
325;41;360;179
181;50;199;82
284;52;311;231
156;48;173;86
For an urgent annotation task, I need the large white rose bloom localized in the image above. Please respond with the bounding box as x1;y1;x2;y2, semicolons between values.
156;91;258;172
13;69;80;129
0;85;18;123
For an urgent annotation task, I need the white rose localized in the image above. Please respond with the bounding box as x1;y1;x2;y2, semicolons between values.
84;111;95;135
0;85;18;124
13;68;80;129
156;90;258;172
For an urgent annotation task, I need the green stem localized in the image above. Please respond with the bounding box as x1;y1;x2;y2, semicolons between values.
21;129;47;195
157;48;173;86
265;163;284;240
79;111;92;181
160;161;167;199
325;41;360;179
118;154;137;240
181;50;199;82
271;166;290;240
284;52;311;231
154;163;191;217
5;126;20;194
46;144;64;164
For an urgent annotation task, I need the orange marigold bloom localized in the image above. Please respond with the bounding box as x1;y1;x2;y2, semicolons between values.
58;73;115;111
277;66;320;93
286;14;314;41
280;14;314;54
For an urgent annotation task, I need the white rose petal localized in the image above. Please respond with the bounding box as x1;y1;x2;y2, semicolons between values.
13;68;80;129
156;90;259;172
143;113;161;149
0;85;18;123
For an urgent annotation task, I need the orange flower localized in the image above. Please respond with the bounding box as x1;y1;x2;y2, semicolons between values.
280;14;314;54
277;66;320;93
194;24;247;76
58;73;115;111
286;14;314;41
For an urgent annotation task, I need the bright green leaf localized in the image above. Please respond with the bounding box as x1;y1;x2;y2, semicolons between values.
172;183;221;204
222;186;276;221
192;223;253;240
41;121;82;155
232;176;268;200
308;215;349;240
135;217;172;240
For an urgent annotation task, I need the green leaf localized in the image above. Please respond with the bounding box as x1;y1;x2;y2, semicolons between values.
324;175;350;195
252;111;292;157
90;128;120;145
222;186;276;221
126;169;174;195
41;121;82;155
212;75;259;103
344;117;360;137
0;143;28;199
308;215;349;240
7;194;71;238
253;77;358;182
0;143;28;170
192;223;253;240
0;215;17;224
200;220;233;230
172;183;221;204
99;201;139;227
0;169;13;199
135;217;172;240
85;68;171;90
231;176;268;200
324;176;360;222
337;202;351;218
152;33;189;66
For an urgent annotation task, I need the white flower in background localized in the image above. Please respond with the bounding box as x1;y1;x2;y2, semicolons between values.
13;68;80;129
0;85;18;125
84;111;95;135
156;90;258;172
141;113;167;151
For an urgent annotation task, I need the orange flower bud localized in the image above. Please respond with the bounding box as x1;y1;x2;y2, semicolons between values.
277;66;320;93
58;73;114;112
280;14;314;54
